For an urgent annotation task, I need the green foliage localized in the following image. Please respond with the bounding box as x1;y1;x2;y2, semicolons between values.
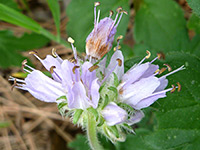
188;14;200;34
134;0;189;56
187;0;200;17
0;30;49;68
46;0;61;41
0;0;19;11
66;0;130;52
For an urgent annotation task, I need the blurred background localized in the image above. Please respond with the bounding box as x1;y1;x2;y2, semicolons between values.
0;0;199;150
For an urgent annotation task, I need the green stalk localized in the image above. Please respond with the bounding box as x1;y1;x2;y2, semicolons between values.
87;112;104;150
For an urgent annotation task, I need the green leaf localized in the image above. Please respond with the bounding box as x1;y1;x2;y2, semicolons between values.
46;0;61;41
66;0;130;52
0;30;49;68
189;34;200;56
56;95;67;101
0;0;19;11
188;13;200;34
134;0;189;55
187;0;200;17
57;102;67;109
0;4;69;47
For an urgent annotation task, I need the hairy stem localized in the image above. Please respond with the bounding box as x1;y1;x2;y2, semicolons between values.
87;112;104;150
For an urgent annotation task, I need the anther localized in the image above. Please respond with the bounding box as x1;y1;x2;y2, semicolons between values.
68;37;75;44
89;65;99;72
120;10;128;15
155;69;160;74
170;85;176;93
11;79;17;91
145;50;151;59
50;66;56;74
164;64;172;71
109;10;114;17
116;58;122;66
116;6;122;13
157;52;165;60
21;59;28;72
72;66;80;74
177;82;181;92
94;2;100;7
52;48;57;58
29;51;37;55
159;67;166;75
117;35;123;42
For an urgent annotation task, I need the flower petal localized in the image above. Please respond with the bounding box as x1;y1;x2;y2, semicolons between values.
126;110;144;125
155;77;168;92
40;55;63;82
120;76;160;106
67;81;91;110
101;102;127;126
61;60;75;89
133;92;166;110
120;62;150;89
81;62;96;89
106;50;124;81
90;79;100;109
24;70;65;103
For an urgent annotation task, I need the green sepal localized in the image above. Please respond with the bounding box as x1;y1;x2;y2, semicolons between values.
107;125;120;138
99;81;106;93
113;72;119;87
108;86;118;98
87;107;99;121
101;94;109;109
118;102;134;112
56;95;67;101
73;109;83;124
97;116;105;127
58;102;67;109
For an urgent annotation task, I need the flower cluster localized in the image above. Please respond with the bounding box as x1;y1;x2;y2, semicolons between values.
10;2;184;143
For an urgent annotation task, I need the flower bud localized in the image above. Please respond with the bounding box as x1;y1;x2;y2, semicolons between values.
101;102;127;126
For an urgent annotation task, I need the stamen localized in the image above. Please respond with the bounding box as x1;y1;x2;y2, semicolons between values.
94;1;100;7
170;84;176;93
52;48;57;58
163;64;172;71
116;58;122;66
114;45;121;51
72;66;80;74
50;66;56;74
117;35;123;42
157;52;165;60
155;69;160;74
145;50;151;59
116;6;122;13
9;76;25;83
89;65;99;72
160;65;185;79
109;10;114;17
29;51;37;55
11;79;17;91
21;59;27;71
68;37;77;61
120;10;128;15
177;82;181;92
159;67;166;75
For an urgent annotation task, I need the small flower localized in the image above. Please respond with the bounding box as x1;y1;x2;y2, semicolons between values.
86;3;127;59
101;102;128;126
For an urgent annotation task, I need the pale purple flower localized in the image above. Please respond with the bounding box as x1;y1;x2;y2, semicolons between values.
86;3;127;59
101;102;127;126
106;50;184;110
126;110;144;125
10;50;100;110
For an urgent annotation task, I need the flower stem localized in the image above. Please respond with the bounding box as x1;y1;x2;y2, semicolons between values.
87;112;104;150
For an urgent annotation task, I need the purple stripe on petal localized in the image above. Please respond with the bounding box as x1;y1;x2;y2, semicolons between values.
24;70;65;103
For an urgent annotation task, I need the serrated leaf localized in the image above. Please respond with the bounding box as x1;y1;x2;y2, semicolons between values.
134;0;189;55
187;0;200;17
66;0;130;52
0;30;49;68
